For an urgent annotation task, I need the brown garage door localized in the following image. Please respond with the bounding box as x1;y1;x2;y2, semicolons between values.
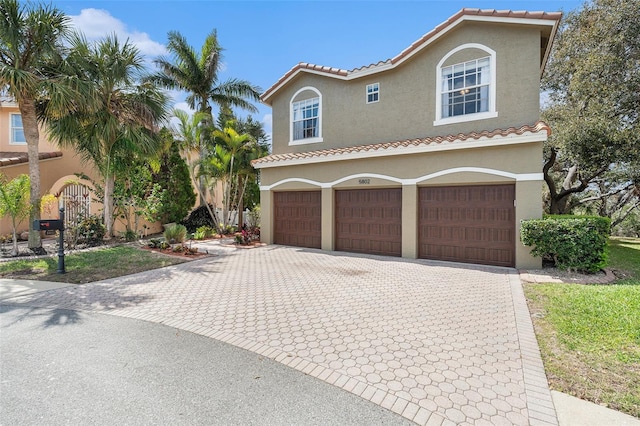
419;185;515;267
274;191;321;249
335;188;402;257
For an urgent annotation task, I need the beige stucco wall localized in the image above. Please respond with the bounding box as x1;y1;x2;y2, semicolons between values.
0;158;104;237
0;103;59;152
270;22;543;155
0;104;165;238
261;142;542;186
260;141;543;269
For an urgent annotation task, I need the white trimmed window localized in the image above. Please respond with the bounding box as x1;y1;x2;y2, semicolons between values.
290;86;323;145
10;113;26;144
293;97;319;140
441;57;490;118
366;83;379;103
434;43;497;126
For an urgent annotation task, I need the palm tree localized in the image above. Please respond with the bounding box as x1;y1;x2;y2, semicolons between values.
201;126;257;228
172;108;218;225
150;30;261;207
46;35;168;238
0;0;75;252
150;30;261;119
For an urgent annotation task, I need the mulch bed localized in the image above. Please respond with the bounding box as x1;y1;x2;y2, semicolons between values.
141;245;210;259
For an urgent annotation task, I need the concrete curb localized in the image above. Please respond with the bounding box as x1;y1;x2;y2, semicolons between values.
552;391;640;426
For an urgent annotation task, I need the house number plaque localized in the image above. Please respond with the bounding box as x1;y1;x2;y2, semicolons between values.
358;179;371;184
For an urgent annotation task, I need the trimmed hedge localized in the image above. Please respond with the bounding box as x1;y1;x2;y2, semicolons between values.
520;215;610;273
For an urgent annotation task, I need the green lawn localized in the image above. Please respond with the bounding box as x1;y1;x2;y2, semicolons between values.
0;245;186;284
525;237;640;418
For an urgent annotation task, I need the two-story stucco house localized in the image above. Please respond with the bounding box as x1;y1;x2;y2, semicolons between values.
253;9;562;269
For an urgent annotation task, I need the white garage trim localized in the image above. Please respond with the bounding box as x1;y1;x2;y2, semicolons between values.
260;169;544;190
412;168;543;184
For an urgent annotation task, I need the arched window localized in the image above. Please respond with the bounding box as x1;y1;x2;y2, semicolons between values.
434;43;497;126
290;86;323;145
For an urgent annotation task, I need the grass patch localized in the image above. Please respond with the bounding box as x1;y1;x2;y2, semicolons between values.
525;237;640;418
0;245;186;284
608;237;640;281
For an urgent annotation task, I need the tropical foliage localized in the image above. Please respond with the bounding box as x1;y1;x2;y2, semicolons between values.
151;29;263;225
171;108;213;213
0;0;78;251
150;30;260;117
4;3;265;241
0;174;31;256
112;162;164;239
46;35;168;237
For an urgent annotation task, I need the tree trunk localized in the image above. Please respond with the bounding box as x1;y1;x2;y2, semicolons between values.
11;218;18;257
552;165;580;214
104;174;115;238
18;98;43;252
237;177;244;228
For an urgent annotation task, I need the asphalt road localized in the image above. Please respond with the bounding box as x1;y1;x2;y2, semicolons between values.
0;305;410;425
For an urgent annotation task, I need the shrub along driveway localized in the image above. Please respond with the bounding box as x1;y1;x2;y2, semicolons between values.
0;245;557;425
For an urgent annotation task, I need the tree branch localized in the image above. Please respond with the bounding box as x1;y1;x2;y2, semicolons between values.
543;148;558;199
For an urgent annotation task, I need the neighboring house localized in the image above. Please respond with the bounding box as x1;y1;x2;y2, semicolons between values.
253;8;562;269
0;97;99;236
0;97;162;238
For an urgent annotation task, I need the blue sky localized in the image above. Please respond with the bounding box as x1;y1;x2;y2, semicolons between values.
49;0;585;138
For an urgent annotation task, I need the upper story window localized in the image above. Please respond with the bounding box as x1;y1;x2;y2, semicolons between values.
441;57;489;118
290;86;323;145
293;97;319;139
10;113;26;144
366;83;379;104
434;43;497;126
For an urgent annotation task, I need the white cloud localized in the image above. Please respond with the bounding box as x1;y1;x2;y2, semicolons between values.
70;8;167;57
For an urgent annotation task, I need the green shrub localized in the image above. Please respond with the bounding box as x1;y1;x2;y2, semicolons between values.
163;224;187;244
521;215;611;273
247;206;260;228
147;238;162;249
219;224;236;235
120;229;138;242
193;225;215;240
181;204;216;232
77;215;105;244
154;130;196;223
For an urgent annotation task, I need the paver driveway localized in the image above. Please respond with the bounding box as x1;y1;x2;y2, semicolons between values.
1;245;557;425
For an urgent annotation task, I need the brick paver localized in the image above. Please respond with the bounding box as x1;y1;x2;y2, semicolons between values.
0;245;557;425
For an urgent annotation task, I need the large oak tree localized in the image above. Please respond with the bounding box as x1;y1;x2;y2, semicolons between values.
542;0;640;217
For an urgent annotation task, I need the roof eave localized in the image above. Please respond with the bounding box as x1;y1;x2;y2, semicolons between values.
260;9;563;104
252;121;551;169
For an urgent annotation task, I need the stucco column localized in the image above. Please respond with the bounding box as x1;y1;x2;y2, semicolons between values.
515;180;543;269
402;184;418;258
321;187;334;251
260;190;274;244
